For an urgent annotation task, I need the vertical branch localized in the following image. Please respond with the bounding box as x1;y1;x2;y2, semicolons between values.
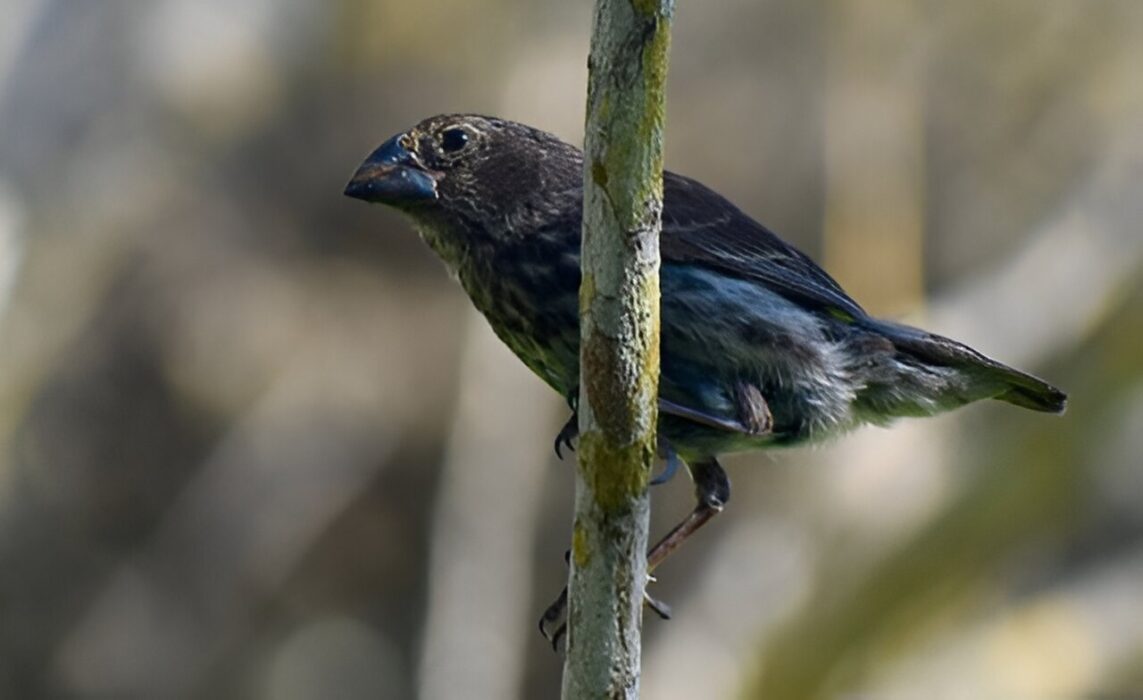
562;0;674;698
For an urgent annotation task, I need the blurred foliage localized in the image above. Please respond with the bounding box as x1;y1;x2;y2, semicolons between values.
743;274;1143;698
0;1;1139;699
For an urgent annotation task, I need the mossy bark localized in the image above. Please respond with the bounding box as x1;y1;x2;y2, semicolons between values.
561;0;673;698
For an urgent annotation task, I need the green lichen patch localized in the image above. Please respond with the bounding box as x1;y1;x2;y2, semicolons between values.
578;431;654;513
572;519;591;569
591;159;609;189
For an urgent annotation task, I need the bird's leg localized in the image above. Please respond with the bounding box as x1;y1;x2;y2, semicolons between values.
539;445;678;649
538;552;670;651
647;458;730;571
538;457;730;651
639;460;730;628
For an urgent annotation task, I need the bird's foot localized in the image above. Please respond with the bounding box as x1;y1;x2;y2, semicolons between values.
644;574;672;619
647;458;730;571
652;441;682;486
553;412;578;460
538;567;671;652
539;550;571;651
538;585;569;652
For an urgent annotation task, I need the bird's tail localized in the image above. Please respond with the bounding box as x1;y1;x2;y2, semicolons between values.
858;318;1067;415
991;370;1068;413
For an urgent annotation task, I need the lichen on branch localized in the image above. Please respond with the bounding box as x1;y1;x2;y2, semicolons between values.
561;0;674;698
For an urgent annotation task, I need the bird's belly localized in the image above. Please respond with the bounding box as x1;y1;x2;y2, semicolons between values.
468;258;860;453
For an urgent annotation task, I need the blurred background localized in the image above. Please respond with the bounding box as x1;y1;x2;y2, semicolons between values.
1;1;1141;698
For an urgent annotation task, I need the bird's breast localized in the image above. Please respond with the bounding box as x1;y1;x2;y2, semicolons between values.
459;237;582;394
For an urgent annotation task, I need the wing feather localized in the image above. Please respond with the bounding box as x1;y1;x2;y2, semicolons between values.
660;172;865;320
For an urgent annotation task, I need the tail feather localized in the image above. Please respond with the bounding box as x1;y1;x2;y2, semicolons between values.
994;374;1067;414
859;318;1067;415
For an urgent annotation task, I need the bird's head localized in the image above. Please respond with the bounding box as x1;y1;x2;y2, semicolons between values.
345;114;581;256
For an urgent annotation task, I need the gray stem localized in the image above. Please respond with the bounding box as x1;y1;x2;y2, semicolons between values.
561;0;674;698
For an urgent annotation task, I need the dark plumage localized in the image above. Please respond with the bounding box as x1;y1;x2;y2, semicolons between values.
346;114;1067;644
345;114;1065;461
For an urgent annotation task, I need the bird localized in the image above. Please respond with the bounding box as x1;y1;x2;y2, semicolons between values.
344;113;1067;643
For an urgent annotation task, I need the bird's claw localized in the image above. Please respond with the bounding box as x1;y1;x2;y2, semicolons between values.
651;444;682;486
554;413;578;460
538;586;568;652
644;572;672;619
645;591;672;620
538;565;672;652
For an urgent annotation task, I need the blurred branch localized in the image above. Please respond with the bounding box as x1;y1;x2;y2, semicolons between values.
0;0;42;110
417;313;556;700
52;362;393;697
925;128;1143;365
0;181;25;324
645;85;1143;700
562;0;673;697
873;542;1143;698
822;0;924;315
738;126;1143;700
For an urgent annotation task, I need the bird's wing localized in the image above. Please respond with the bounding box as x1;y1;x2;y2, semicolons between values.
660;172;866;320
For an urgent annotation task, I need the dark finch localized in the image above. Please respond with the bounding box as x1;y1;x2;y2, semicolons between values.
346;114;1066;639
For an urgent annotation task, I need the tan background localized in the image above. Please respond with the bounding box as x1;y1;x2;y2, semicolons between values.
1;1;1141;698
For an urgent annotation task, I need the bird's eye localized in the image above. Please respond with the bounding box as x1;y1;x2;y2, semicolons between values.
440;128;469;153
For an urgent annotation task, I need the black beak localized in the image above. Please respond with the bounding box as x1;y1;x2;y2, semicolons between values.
344;133;438;204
